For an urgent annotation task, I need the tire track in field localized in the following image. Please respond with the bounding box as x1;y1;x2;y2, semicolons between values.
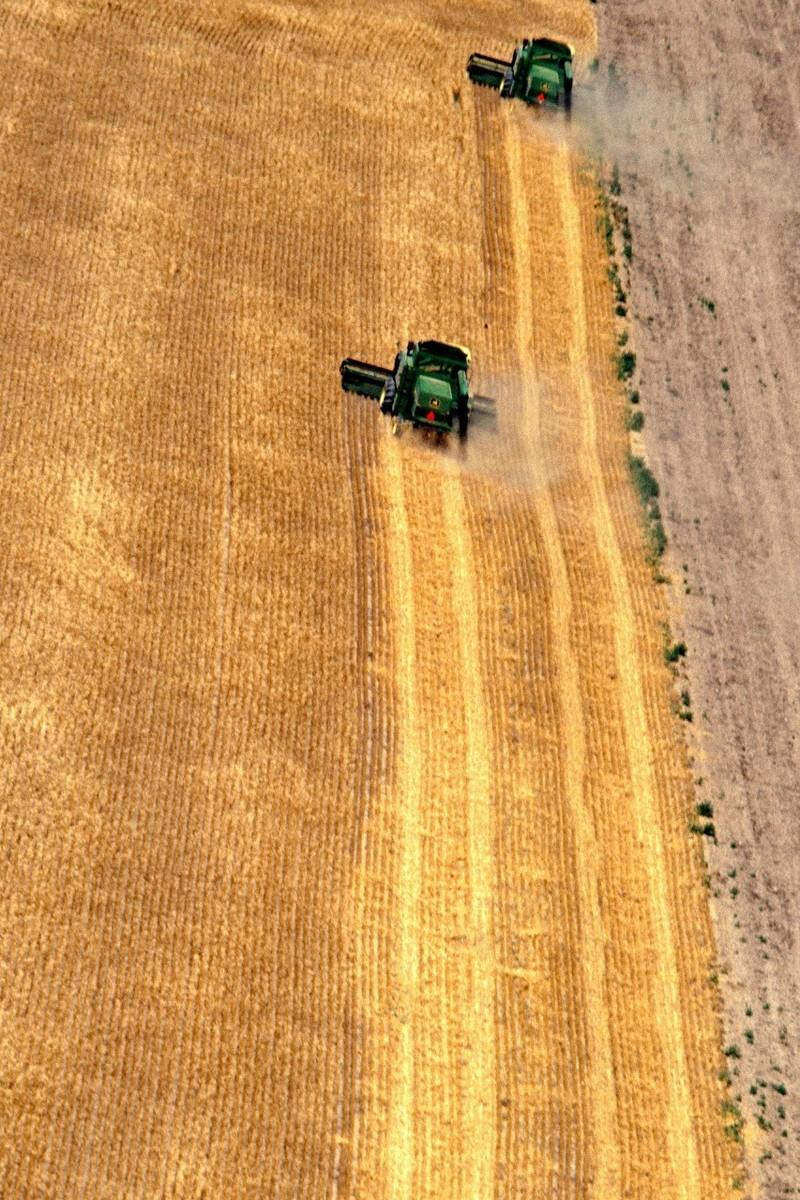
503;119;621;1199
440;460;497;1200
501;101;732;1196
377;437;498;1200
468;93;587;1195
341;391;393;1200
553;145;701;1198
562;151;736;1197
381;438;422;1200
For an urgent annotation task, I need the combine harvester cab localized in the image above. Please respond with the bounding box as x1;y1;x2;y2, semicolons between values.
340;339;472;438
467;37;574;110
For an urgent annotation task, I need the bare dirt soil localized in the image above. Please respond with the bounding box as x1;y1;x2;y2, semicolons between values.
0;2;741;1197
595;0;800;1193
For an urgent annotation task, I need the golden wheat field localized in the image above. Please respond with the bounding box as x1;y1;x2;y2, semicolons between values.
0;1;740;1197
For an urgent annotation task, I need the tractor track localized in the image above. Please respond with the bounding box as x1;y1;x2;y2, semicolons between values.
554;142;701;1196
0;3;741;1198
504;118;620;1198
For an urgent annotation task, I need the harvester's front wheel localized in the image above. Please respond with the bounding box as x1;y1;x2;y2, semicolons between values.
380;376;396;415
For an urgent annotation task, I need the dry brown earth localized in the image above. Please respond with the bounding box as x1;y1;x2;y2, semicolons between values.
594;1;800;1193
0;2;741;1196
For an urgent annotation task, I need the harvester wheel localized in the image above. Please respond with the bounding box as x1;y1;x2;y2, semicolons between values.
564;79;573;111
380;375;396;415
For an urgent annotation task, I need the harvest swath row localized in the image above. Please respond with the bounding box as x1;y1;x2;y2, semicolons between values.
0;3;739;1197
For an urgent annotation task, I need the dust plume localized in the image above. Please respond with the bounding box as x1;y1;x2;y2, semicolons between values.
528;64;797;221
435;371;567;497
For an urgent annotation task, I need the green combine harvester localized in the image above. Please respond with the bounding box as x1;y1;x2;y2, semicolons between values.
467;37;574;110
340;340;472;438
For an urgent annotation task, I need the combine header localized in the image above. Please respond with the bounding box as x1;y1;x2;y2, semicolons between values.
341;340;472;438
467;38;574;110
